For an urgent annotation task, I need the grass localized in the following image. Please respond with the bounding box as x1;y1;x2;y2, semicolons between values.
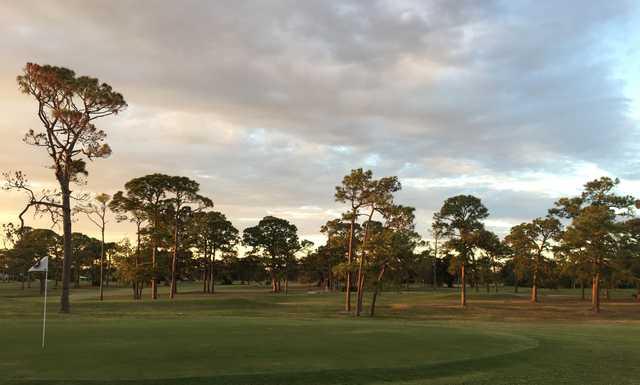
1;281;640;384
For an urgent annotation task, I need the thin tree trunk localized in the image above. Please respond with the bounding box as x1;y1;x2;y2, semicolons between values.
210;246;216;294
531;266;538;303
202;267;207;293
105;253;110;288
461;263;466;307
345;217;355;311
356;210;374;316
60;186;72;313
151;216;158;300
433;236;438;290
99;227;105;301
592;272;600;313
134;224;141;300
202;238;208;293
169;216;179;299
285;275;289;295
581;280;585;301
369;264;386;317
74;262;80;289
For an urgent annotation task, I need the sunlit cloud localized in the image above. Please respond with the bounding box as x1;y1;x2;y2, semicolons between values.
0;0;638;246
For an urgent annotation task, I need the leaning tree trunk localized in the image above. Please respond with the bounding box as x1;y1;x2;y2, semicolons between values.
60;184;72;313
369;264;387;317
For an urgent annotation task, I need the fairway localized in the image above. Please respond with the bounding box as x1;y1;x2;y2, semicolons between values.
2;283;640;385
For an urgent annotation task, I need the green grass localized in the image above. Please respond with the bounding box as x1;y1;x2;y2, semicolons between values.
1;282;640;384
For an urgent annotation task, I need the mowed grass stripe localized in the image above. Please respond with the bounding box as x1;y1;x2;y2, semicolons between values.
0;317;537;382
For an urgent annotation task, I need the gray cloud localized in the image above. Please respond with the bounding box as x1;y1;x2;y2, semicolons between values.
0;0;638;242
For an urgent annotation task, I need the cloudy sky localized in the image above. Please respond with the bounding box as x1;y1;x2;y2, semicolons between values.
1;0;639;245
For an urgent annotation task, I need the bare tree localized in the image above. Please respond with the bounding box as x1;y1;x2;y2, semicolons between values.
76;193;111;301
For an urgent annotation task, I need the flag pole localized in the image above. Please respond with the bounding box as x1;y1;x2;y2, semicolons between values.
42;268;48;349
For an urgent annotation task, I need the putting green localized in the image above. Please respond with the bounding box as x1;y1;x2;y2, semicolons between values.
0;317;537;384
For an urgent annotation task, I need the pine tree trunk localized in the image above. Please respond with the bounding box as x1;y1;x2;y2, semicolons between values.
345;217;355;311
461;263;466;307
433;237;438;290
151;216;159;300
169;217;179;299
134;227;141;300
99;227;105;301
531;268;538;303
105;254;110;288
369;264;386;317
210;246;216;294
592;273;600;313
285;276;289;295
355;210;374;316
60;183;72;313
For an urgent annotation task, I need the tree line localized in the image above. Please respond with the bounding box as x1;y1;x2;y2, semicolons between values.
2;63;639;315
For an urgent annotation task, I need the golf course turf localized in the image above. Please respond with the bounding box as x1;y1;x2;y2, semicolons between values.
2;283;639;384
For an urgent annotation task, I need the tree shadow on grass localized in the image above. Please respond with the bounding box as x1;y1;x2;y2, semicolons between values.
10;344;540;385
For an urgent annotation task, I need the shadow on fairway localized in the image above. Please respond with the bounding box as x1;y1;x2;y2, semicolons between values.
8;344;539;385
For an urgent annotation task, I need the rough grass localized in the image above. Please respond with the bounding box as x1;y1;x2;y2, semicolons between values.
1;281;640;384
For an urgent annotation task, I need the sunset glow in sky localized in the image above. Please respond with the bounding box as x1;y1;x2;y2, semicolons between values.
1;1;639;246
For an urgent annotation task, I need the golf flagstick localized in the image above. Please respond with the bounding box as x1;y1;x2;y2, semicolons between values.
28;257;49;349
42;267;47;349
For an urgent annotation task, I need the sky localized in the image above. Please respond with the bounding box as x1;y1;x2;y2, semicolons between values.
0;0;639;247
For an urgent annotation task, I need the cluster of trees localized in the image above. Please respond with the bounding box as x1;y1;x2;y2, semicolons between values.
3;63;640;316
305;171;640;314
6;169;639;317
